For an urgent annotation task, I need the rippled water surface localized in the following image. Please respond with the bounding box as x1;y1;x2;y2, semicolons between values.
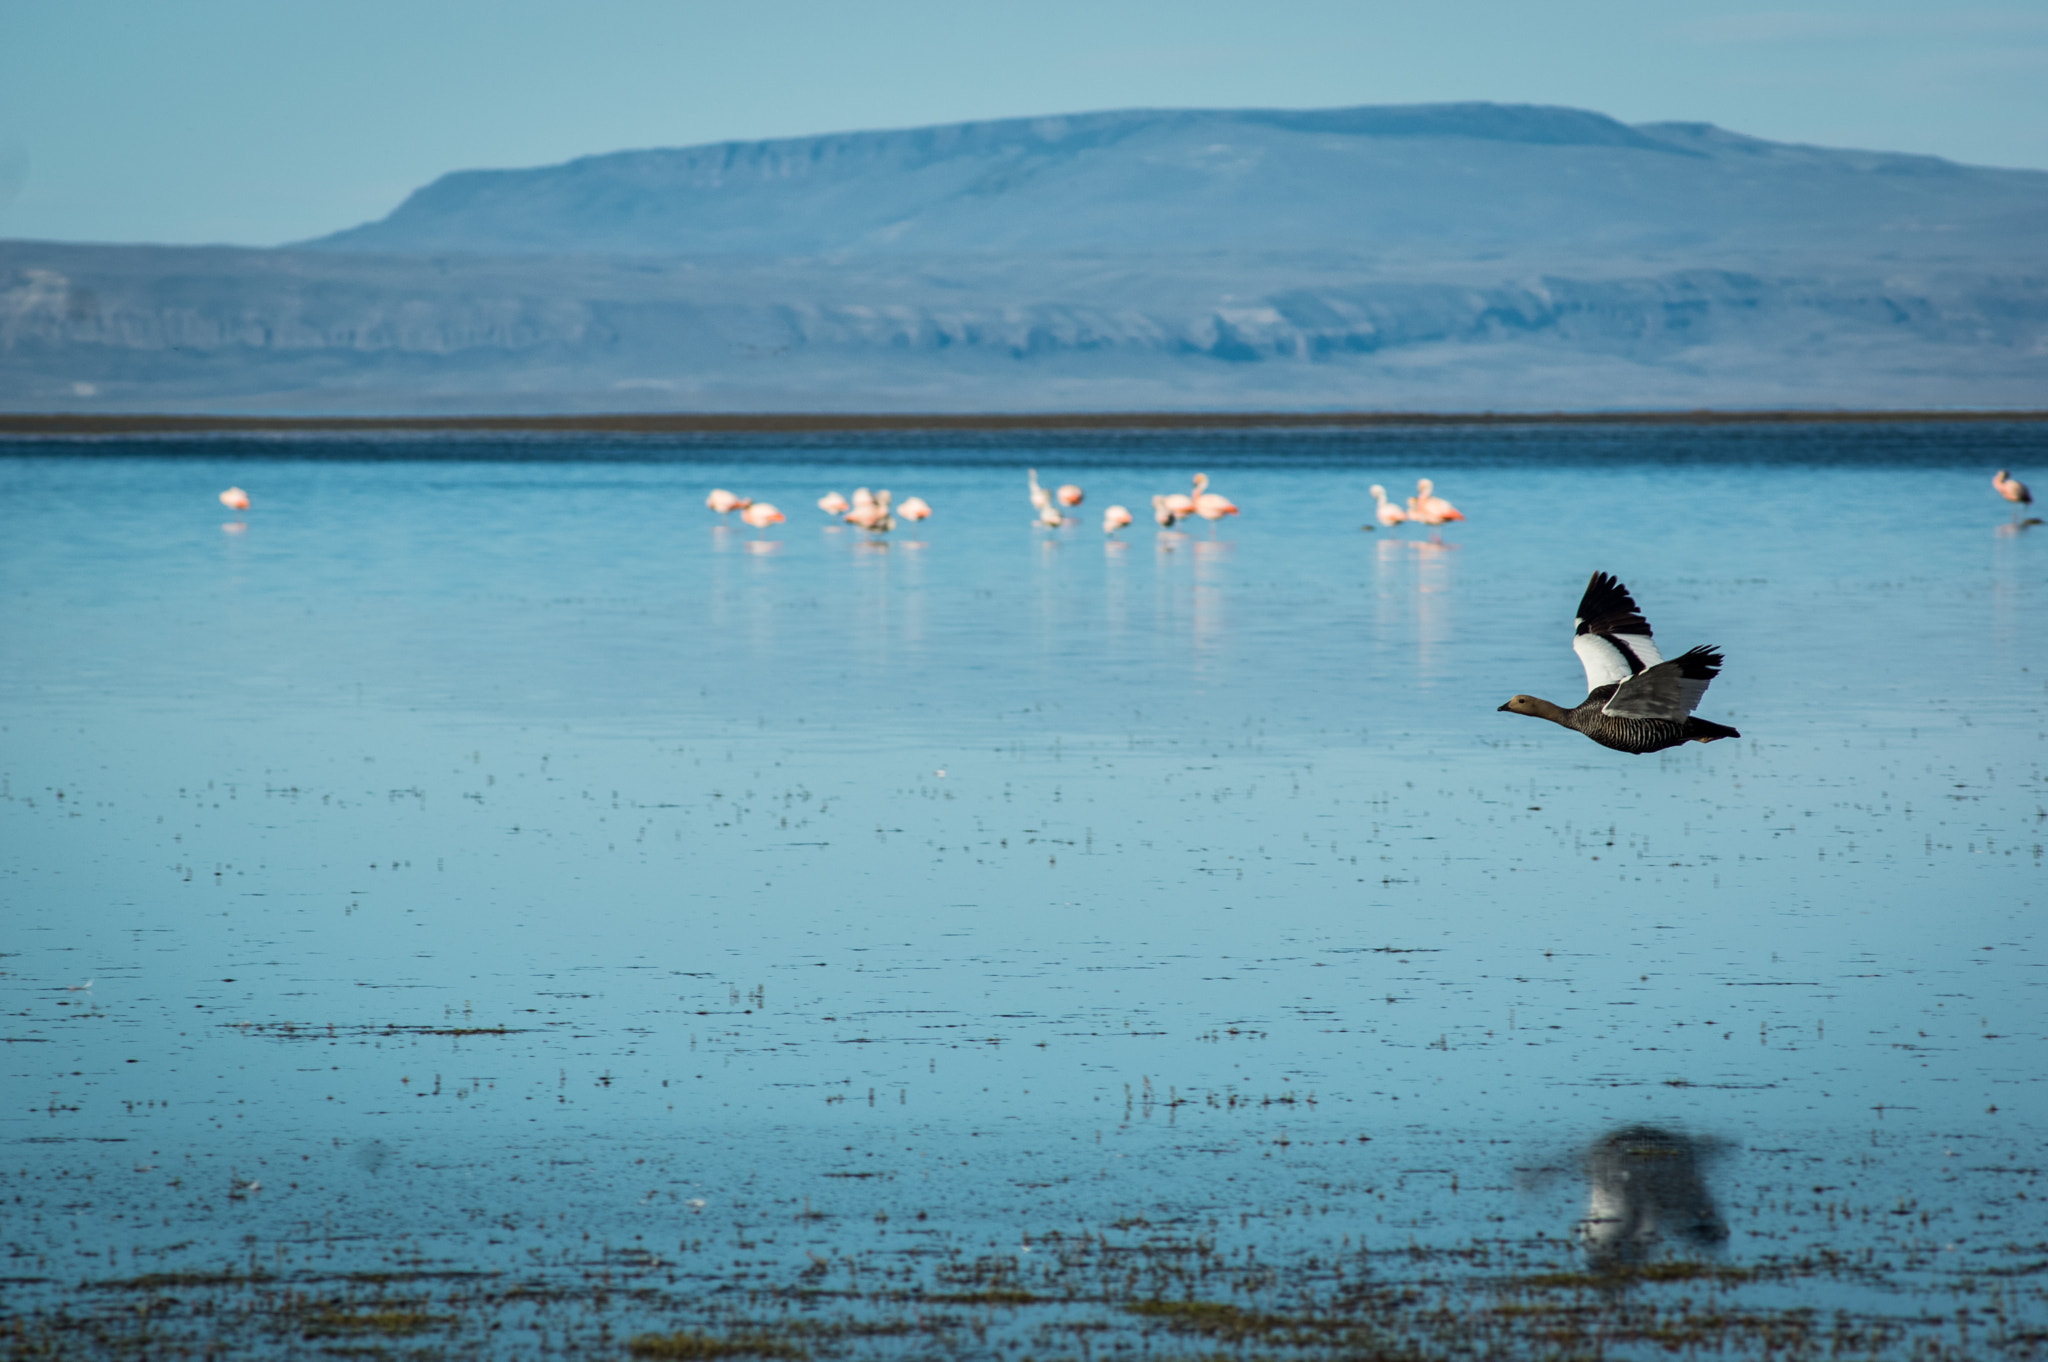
4;423;2045;1359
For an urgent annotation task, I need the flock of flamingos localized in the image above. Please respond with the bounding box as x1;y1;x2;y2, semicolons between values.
697;470;1469;536
210;468;2034;531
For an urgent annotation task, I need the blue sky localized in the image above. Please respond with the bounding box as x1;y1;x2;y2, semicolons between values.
2;0;2044;246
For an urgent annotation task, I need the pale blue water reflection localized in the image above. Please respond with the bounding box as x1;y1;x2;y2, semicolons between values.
2;424;2043;1355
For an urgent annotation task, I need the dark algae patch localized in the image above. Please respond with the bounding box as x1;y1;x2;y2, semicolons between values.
11;1225;2043;1360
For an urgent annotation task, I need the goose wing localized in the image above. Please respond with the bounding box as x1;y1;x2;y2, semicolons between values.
1601;646;1726;720
1572;571;1665;693
1667;644;1723;714
1600;659;1689;721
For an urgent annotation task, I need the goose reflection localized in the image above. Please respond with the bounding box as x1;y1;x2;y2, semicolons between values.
1577;1125;1727;1267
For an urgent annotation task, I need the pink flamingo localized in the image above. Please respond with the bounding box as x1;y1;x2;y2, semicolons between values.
1057;483;1084;508
1151;495;1180;528
1995;469;2033;520
219;487;250;511
845;490;895;533
818;492;850;516
1158;474;1200;524
707;489;751;515
897;496;932;522
1407;478;1464;525
1369;484;1406;528
1185;473;1237;531
739;502;784;529
1027;470;1066;526
1102;504;1133;534
1192;490;1238;529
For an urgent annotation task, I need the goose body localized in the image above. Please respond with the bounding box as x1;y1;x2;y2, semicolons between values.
1499;572;1739;755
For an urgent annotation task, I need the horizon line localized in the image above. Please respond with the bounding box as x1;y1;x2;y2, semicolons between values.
5;410;2046;437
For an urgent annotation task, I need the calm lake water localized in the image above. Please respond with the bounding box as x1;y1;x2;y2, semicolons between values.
3;423;2045;1358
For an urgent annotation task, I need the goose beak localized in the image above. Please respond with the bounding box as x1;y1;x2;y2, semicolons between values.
1496;702;1511;711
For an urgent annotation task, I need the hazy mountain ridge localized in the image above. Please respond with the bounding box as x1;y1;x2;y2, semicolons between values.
303;103;2047;261
4;102;2045;412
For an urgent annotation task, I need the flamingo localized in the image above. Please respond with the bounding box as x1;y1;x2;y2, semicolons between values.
846;489;895;533
1025;469;1066;526
1102;504;1133;534
1369;484;1407;529
1057;483;1084;508
707;489;752;515
739;502;784;529
1027;469;1052;513
818;492;850;516
1407;478;1465;525
219;487;250;511
897;496;932;522
1995;469;2033;519
1151;495;1180;528
1192;490;1238;529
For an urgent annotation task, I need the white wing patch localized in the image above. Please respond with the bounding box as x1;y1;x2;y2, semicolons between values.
1601;660;1690;722
1573;631;1665;694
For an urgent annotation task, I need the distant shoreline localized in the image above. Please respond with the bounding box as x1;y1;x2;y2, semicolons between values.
3;409;2046;436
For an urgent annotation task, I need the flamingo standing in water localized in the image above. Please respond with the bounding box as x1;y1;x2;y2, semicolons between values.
1182;472;1237;532
1027;469;1066;526
897;496;932;522
1155;473;1202;526
1057;483;1084;508
818;492;850;516
1995;469;2034;520
739;502;784;529
1192;489;1238;530
846;489;896;533
707;489;752;515
219;487;251;511
1407;478;1465;526
1368;484;1407;529
1102;504;1133;534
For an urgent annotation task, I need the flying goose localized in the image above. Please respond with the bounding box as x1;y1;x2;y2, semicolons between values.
1498;572;1739;754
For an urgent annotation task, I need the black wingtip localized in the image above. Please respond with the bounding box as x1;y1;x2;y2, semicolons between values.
1672;644;1725;680
1575;571;1653;638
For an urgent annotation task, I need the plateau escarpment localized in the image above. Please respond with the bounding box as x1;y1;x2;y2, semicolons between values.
6;104;2045;412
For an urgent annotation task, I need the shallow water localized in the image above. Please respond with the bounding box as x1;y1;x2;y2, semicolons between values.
3;424;2045;1358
